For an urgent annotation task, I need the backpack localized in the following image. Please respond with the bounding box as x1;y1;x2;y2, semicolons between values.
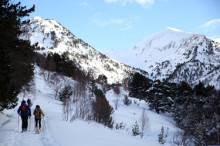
21;105;27;112
34;109;41;119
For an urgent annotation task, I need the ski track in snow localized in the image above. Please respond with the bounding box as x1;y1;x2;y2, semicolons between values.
0;71;61;146
0;106;60;146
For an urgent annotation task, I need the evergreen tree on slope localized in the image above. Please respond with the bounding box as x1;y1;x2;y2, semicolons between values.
0;0;35;111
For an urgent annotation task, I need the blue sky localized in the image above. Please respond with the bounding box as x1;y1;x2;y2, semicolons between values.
15;0;220;51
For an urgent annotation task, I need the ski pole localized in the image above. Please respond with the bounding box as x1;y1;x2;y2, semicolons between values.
43;116;45;130
18;114;19;131
29;117;31;131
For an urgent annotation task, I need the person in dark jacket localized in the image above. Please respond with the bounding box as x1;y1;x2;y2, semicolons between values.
17;100;31;132
27;98;32;108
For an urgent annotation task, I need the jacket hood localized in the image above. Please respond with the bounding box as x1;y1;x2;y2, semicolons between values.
21;100;26;105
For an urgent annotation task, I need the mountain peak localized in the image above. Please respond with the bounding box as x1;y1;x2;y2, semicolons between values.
134;27;195;53
21;17;134;84
157;27;193;38
30;16;43;21
165;27;183;32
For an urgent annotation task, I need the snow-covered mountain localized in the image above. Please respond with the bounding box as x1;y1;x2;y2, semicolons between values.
20;17;220;89
104;27;220;89
214;38;220;43
20;17;134;84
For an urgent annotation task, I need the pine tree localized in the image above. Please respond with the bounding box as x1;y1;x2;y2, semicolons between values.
0;0;35;111
91;86;114;128
59;85;72;102
123;95;131;106
173;83;220;145
128;72;152;99
132;121;140;136
193;81;205;97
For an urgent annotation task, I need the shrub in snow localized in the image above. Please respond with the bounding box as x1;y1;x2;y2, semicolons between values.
59;85;73;121
112;84;120;95
170;131;193;146
123;95;131;106
158;126;166;144
71;82;91;121
139;109;149;138
113;95;120;110
115;122;125;130
49;73;64;100
132;121;140;136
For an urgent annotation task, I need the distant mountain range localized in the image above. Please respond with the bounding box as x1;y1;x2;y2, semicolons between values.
104;27;220;89
20;17;220;89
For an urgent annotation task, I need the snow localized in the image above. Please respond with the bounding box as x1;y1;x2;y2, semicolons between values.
0;112;9;127
135;27;193;51
103;27;220;89
104;27;195;72
214;38;220;43
20;16;134;85
0;66;180;146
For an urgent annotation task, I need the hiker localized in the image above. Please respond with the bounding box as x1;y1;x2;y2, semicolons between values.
17;100;31;132
33;105;44;130
27;98;32;107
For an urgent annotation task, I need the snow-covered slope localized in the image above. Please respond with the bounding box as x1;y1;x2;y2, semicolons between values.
0;67;180;146
104;28;220;89
214;38;220;43
20;17;134;84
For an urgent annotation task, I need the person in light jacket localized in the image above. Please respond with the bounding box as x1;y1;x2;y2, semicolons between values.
33;105;44;130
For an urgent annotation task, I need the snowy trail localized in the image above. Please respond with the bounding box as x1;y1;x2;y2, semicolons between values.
0;109;17;146
0;105;60;146
0;68;59;146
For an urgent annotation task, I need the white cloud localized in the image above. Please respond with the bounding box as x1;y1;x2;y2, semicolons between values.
135;0;154;6
202;19;220;29
78;2;90;8
104;0;155;7
110;19;124;25
105;0;118;2
92;13;108;27
92;14;139;31
197;19;220;39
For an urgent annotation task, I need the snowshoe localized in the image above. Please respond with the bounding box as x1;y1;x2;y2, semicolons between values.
35;128;41;134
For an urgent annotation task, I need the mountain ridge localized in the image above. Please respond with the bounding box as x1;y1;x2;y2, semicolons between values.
104;28;220;89
20;16;135;85
20;17;220;89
